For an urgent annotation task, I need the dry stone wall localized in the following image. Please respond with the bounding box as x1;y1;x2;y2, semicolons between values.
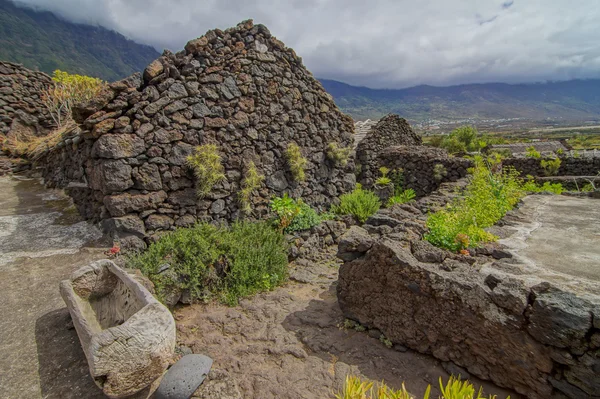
41;20;356;248
0;61;54;140
504;157;600;177
337;196;600;399
355;114;469;196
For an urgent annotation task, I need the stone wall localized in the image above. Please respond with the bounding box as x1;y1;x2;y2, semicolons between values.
336;197;600;399
504;157;600;177
0;61;54;141
40;20;356;248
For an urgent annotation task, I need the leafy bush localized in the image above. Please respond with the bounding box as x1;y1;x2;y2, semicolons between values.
327;142;351;166
42;70;106;127
525;146;541;159
425;157;525;252
270;194;321;234
540;158;561;176
127;221;288;306
334;375;509;399
435;126;485;154
286;143;307;182
387;188;416;207
375;167;392;186
522;177;564;194
187;144;226;198
333;184;381;223
239;161;264;214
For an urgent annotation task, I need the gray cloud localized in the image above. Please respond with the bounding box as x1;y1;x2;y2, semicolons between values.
12;0;600;88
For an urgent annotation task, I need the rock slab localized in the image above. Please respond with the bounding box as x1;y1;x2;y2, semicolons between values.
155;354;213;399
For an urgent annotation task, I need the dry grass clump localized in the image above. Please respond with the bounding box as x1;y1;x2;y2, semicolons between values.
1;120;76;159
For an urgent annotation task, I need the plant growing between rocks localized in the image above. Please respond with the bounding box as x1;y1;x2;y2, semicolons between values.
375;167;392;186
286;143;307;182
327;142;352;166
186;144;226;198
42;70;105;127
333;184;381;224
270;194;321;233
127;221;288;306
239;161;264;214
433;164;448;182
525;146;541;159
540;158;561;176
387;189;416;207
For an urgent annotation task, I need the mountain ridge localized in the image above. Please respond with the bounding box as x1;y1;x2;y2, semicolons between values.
0;0;160;81
319;78;600;122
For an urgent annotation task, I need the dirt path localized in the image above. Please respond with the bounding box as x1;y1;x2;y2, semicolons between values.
177;251;518;399
0;176;109;399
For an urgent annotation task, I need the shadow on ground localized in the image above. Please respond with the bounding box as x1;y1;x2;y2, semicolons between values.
35;308;105;399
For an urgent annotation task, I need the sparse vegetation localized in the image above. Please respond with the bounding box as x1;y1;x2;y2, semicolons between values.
239;161;264;214
270;194;321;234
327;142;352;166
387;189;416;207
1;120;75;158
333;184;381;223
42;70;106;127
375;167;392;186
425;156;525;252
127;221;288;306
334;375;510;399
286;143;307;182
186;144;226;198
540;158;561;176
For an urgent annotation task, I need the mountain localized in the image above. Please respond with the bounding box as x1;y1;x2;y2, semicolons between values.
0;0;160;81
320;79;600;122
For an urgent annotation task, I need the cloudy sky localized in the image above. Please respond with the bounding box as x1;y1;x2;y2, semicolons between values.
12;0;600;88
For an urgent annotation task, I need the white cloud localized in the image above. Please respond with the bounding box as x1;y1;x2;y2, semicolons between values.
11;0;600;88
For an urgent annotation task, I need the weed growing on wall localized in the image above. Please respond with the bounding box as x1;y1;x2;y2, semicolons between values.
526;146;541;159
387;189;416;207
239;161;264;214
42;70;106;127
327;142;351;166
333;184;381;223
375;167;392;186
540;158;561;176
128;221;288;306
286;143;307;182
186;144;226;198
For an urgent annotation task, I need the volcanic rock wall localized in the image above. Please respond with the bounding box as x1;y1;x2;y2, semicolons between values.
41;20;356;248
504;157;600;177
356;114;469;196
0;61;54;140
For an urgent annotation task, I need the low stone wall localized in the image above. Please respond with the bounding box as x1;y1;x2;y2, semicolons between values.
336;195;600;399
0;61;54;140
504;157;600;177
361;145;472;197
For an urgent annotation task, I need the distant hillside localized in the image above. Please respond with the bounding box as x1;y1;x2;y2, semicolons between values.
0;0;160;81
320;79;600;122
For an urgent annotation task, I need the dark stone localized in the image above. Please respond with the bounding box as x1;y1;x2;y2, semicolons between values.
91;134;145;159
155;354;213;399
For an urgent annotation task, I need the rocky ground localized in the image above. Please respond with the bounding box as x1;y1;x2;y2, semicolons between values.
176;246;518;399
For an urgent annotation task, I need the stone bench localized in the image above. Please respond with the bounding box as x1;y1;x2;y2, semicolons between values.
60;260;176;398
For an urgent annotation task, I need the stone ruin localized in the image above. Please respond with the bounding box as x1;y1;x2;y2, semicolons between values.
356;114;470;196
337;184;600;399
0;61;54;141
41;19;356;248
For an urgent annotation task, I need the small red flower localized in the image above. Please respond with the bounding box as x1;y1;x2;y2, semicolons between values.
108;245;120;255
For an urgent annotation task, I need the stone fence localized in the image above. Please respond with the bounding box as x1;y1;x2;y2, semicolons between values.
504;157;600;177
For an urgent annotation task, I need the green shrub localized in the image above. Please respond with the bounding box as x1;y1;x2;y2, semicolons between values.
387;188;416;207
270;194;321;233
239;161;264;214
334;375;510;399
540;158;561;176
425;157;525;252
433;163;448;182
526;146;541;159
333;184;381;223
286;143;307;182
187;144;226;198
327;142;351;166
127;221;288;306
375;166;392;186
522;177;564;194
